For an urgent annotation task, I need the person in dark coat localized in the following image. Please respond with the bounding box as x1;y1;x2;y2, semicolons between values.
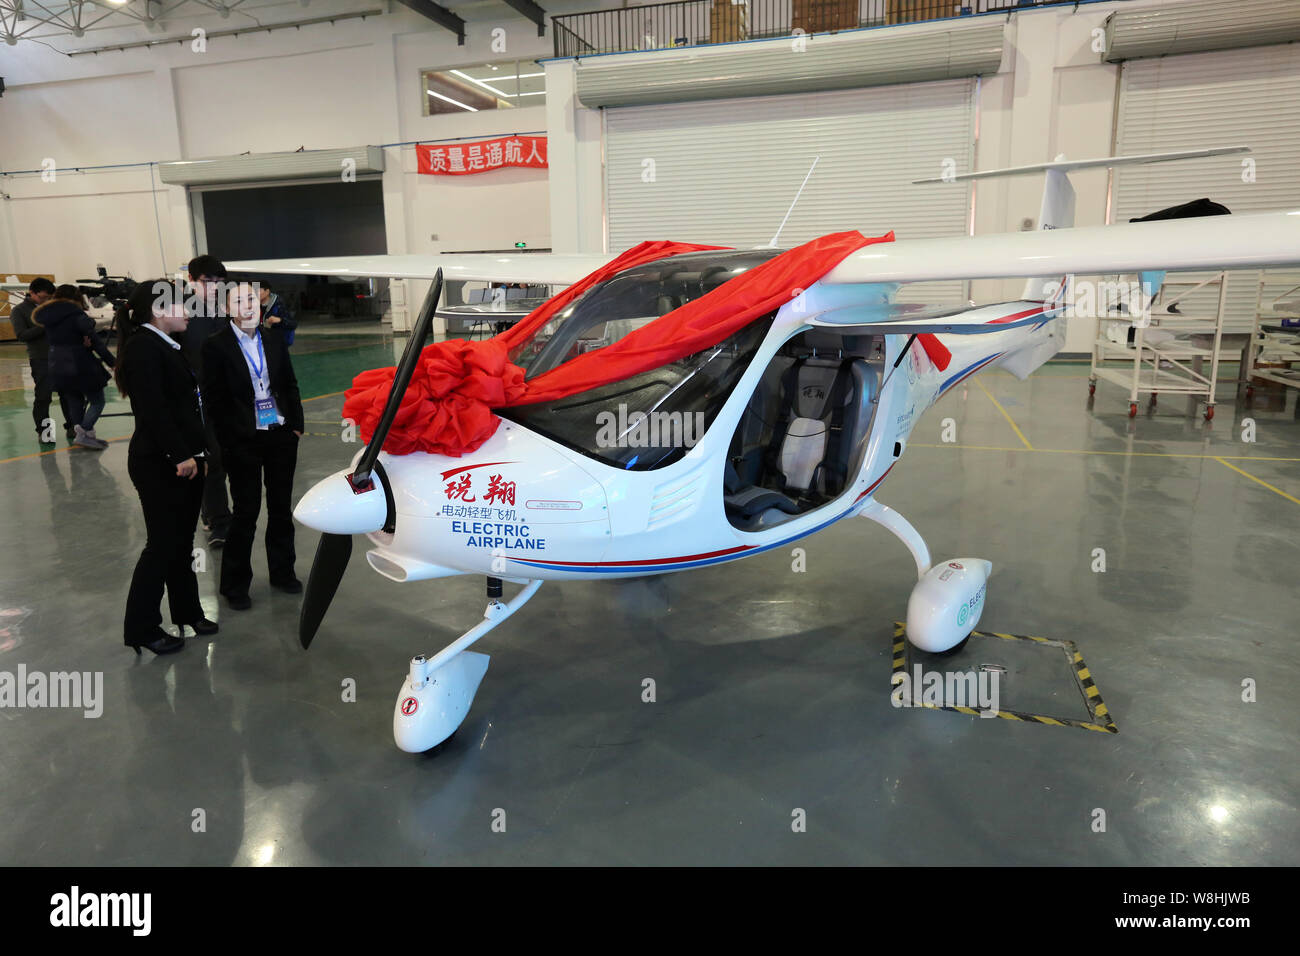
202;281;305;610
7;277;72;443
35;284;115;450
182;255;233;549
116;280;217;655
258;284;297;346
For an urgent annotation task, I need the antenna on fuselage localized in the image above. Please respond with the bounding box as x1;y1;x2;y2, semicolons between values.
762;156;820;249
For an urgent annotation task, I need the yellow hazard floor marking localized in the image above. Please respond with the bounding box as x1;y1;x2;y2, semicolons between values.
1214;456;1300;507
973;379;1033;450
890;622;1118;734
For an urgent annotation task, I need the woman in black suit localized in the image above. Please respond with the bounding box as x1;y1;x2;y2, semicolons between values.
116;280;219;655
202;281;305;610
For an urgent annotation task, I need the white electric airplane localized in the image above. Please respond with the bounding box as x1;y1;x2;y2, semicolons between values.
231;146;1300;753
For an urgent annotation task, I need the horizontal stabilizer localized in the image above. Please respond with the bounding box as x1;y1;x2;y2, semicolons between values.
912;146;1250;184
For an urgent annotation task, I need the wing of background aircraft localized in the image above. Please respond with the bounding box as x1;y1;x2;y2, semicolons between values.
821;209;1300;284
230;208;1300;299
225;252;614;286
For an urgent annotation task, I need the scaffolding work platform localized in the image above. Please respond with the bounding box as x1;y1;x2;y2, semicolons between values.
1244;279;1300;408
1089;272;1232;420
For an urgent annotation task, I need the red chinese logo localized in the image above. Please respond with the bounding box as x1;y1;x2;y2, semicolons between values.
445;474;476;502
485;474;516;506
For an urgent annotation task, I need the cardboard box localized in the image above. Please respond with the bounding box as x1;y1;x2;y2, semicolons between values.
887;0;963;25
711;2;748;43
793;0;859;34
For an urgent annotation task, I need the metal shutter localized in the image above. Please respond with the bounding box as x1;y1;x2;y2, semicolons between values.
577;19;1003;108
1114;44;1300;330
1105;0;1300;63
605;78;975;304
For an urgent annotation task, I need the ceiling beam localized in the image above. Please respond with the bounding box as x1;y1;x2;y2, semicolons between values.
500;0;545;37
394;0;464;45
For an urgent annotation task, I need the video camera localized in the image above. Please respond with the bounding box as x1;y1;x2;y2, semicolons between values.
75;265;138;308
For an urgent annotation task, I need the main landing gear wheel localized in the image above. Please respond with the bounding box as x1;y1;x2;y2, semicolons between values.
1129;402;1138;418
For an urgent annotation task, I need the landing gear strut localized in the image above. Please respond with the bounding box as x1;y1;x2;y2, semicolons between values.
857;499;991;653
392;577;543;753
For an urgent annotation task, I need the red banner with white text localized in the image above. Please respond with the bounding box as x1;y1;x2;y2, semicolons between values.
417;136;547;175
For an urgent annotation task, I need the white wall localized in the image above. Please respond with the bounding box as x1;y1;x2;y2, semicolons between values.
0;0;623;327
0;0;1281;349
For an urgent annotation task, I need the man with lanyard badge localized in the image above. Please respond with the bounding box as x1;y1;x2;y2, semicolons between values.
201;281;305;611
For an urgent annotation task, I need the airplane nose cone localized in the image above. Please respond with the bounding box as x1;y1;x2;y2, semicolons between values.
294;468;387;535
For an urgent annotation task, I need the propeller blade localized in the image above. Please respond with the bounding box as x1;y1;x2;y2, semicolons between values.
351;268;443;488
300;272;442;648
299;532;353;649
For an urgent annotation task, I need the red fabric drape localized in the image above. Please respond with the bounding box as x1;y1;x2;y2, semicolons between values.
342;230;895;458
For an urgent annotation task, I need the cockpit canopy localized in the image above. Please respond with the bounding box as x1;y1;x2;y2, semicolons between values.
501;250;784;471
509;249;783;378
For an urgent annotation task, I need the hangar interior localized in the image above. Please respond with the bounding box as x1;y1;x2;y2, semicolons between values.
1;0;1297;866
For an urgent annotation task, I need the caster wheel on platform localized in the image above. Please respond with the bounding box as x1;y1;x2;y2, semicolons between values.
1205;405;1216;421
1129;402;1138;418
1245;386;1255;402
1088;382;1096;396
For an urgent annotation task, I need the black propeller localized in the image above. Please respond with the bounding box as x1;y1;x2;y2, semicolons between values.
298;269;444;649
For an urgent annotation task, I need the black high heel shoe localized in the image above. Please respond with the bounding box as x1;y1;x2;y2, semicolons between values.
182;618;219;636
127;627;185;656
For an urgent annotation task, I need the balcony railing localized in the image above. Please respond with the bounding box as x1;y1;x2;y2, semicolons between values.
554;0;1105;58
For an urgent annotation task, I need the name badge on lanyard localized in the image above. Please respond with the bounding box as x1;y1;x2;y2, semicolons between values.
240;332;280;428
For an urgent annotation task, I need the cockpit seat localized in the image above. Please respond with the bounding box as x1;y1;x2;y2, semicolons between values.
724;354;878;530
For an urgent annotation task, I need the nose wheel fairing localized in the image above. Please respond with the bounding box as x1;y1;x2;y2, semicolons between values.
390;579;543;753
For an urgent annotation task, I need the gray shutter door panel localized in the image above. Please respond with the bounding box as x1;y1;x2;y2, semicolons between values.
1105;0;1300;63
606;79;975;304
576;20;1003;108
1115;44;1300;331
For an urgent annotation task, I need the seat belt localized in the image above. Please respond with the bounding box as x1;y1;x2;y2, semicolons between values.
808;358;856;496
761;358;805;491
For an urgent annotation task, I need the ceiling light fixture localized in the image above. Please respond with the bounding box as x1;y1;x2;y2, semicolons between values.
426;89;478;112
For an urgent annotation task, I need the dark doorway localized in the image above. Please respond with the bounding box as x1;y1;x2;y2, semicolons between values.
204;179;389;329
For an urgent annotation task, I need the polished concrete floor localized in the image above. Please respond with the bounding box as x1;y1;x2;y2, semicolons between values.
0;332;1297;865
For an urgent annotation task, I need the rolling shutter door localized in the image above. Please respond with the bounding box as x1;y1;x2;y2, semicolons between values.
605;78;976;304
1114;44;1300;330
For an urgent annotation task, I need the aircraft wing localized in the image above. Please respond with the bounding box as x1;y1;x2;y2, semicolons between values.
822;210;1300;284
225;252;616;286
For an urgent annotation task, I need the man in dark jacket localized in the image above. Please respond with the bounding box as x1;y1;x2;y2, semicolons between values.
183;255;233;548
258;285;297;346
8;277;69;442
